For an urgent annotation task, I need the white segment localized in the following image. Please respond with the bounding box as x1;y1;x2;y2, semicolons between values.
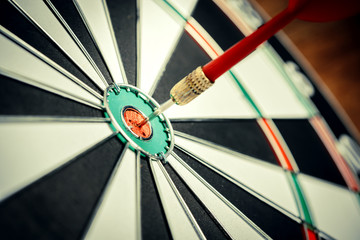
85;149;138;240
0;121;113;201
166;0;198;18
138;0;185;93
150;160;203;240
175;135;299;217
168;154;267;240
0;34;101;106
231;47;309;118
166;73;256;119
11;0;106;90
0;116;109;123
73;0;125;84
298;174;360;240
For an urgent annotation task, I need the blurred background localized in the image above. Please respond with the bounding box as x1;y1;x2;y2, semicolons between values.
251;0;360;134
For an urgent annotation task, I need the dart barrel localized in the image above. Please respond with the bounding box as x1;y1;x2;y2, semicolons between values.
170;66;213;105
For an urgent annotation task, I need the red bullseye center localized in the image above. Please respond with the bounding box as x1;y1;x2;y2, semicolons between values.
123;107;152;139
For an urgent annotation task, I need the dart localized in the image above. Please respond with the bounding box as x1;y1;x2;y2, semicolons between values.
138;0;360;127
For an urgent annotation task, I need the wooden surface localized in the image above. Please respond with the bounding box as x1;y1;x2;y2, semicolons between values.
251;0;360;134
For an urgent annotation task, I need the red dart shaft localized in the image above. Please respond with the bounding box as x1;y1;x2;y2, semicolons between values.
203;4;305;82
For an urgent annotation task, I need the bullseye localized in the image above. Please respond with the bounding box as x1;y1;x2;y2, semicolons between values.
122;106;152;140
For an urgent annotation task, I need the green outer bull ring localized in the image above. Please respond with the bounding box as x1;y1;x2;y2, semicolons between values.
103;84;174;160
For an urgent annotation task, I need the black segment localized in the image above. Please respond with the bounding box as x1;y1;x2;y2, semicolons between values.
0;1;102;94
172;120;278;165
47;0;113;84
141;157;171;240
268;36;354;140
174;149;304;240
164;163;229;240
192;0;245;50
152;32;211;103
275;119;346;186
0;137;124;239
311;92;352;139
107;0;137;86
0;75;103;117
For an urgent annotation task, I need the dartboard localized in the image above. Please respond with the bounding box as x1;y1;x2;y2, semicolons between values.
1;0;360;239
